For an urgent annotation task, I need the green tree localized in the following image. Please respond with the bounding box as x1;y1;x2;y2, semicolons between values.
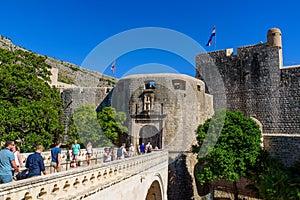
66;104;112;148
249;151;300;200
97;106;128;144
0;48;64;152
192;110;262;200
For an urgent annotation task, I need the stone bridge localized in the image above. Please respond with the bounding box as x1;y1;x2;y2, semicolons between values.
0;149;168;200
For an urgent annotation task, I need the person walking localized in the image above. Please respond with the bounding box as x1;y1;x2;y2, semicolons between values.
86;142;93;165
25;145;46;178
50;141;61;173
139;143;145;154
71;140;81;167
0;140;20;183
128;144;134;157
117;143;128;159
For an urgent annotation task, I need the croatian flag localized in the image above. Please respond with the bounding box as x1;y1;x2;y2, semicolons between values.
206;26;216;46
111;59;116;74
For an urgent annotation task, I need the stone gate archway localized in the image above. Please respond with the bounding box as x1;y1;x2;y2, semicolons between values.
139;125;162;149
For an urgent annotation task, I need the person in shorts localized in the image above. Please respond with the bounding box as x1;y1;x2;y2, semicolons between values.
71;140;81;167
86;142;93;165
117;143;128;159
50;141;61;173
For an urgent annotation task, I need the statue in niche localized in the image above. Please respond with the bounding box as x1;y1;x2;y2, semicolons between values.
144;95;151;111
144;94;153;112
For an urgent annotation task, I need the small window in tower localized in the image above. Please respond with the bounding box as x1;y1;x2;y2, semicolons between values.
172;79;186;90
272;33;276;36
197;85;201;91
149;81;155;88
145;81;155;89
174;83;180;89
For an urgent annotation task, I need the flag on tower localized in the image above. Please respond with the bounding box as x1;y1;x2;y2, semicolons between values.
206;26;216;46
111;59;116;74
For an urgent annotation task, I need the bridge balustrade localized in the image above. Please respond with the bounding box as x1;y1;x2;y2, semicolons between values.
19;148;109;172
0;150;168;200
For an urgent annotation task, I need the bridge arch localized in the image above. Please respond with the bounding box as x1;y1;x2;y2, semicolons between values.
145;173;166;200
146;180;162;200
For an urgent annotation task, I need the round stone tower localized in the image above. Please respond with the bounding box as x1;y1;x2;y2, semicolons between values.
267;27;283;68
267;27;282;49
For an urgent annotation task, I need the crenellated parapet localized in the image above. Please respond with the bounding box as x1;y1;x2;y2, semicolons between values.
196;28;300;166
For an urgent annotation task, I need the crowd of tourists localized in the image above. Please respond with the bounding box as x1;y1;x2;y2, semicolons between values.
0;140;47;184
0;139;77;184
0;139;158;184
111;141;156;160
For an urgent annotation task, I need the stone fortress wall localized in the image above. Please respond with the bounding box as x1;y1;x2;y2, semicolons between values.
2;28;300;198
110;73;213;151
110;73;214;199
0;35;117;121
196;28;300;166
0;35;117;89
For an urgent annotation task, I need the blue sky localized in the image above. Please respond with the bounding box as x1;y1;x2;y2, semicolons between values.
1;0;299;78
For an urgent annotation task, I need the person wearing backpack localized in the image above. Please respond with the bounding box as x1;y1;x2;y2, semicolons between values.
117;143;128;159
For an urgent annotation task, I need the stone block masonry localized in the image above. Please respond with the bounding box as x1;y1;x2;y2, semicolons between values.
196;28;300;166
61;87;113;122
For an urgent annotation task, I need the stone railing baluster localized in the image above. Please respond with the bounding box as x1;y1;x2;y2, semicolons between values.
0;150;168;200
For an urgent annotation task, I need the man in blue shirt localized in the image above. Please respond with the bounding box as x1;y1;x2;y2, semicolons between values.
50;141;61;173
139;143;145;154
25;145;46;178
0;140;20;183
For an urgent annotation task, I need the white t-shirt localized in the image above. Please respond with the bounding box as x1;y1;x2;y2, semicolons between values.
87;146;93;154
103;152;111;162
120;147;127;159
129;146;134;156
14;151;20;166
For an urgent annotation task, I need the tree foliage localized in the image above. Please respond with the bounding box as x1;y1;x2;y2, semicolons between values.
0;48;64;152
249;151;300;199
192;110;262;199
66;104;113;148
97;106;128;144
